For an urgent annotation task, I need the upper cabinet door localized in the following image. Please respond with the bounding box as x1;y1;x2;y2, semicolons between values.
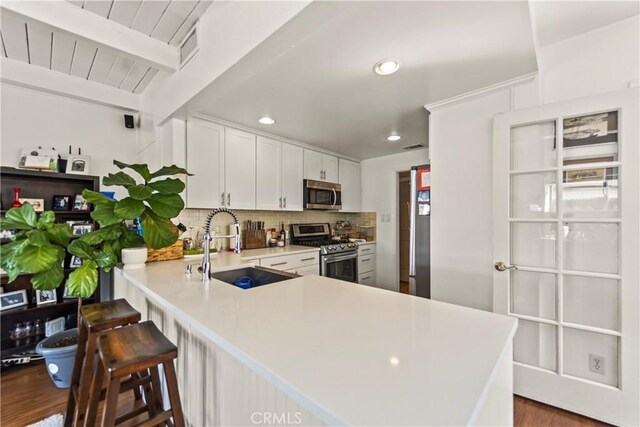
338;158;360;212
322;154;339;183
225;128;256;210
281;143;304;211
256;136;282;211
186;119;225;209
304;149;323;180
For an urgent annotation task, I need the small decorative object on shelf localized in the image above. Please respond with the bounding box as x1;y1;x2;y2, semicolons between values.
11;188;22;208
52;195;71;211
36;290;57;306
69;256;82;269
71;193;90;211
71;222;93;236
18;198;44;212
66;155;91;175
0;290;28;311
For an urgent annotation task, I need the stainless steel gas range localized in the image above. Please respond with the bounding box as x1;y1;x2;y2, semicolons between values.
290;223;358;282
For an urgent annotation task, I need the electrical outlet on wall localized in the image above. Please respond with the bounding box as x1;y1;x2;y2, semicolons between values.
589;354;606;375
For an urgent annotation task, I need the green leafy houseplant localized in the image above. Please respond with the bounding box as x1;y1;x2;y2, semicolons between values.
0;160;191;299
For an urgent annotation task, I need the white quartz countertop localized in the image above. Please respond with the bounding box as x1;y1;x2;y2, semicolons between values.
118;259;516;426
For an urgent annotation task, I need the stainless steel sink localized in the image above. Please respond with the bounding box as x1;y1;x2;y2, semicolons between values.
212;266;299;290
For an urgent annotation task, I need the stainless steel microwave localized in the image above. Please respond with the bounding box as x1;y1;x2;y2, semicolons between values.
303;179;342;210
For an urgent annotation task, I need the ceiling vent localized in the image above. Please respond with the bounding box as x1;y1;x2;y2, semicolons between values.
402;144;424;150
179;24;199;68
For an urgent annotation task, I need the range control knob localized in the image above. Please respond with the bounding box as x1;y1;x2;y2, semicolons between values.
340;245;345;249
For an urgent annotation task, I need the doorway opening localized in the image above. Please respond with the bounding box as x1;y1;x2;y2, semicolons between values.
398;171;411;294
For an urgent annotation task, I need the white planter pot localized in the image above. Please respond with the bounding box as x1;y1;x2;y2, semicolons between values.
121;247;148;270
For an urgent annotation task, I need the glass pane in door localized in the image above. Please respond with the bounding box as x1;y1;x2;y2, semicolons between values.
511;270;556;320
562;328;619;387
511;222;556;268
563;275;619;331
513;319;557;371
510;121;556;171
563;222;618;274
563;166;619;218
511;173;557;218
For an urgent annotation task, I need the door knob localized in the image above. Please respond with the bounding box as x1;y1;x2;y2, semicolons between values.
495;261;517;271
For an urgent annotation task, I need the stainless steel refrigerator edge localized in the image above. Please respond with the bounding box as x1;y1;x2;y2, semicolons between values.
409;165;431;298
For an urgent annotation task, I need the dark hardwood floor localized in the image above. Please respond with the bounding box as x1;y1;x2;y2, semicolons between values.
1;362;610;426
1;362;141;427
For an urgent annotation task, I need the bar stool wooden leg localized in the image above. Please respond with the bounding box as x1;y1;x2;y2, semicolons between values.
101;376;122;427
65;323;89;427
149;366;165;417
83;359;105;427
163;361;185;427
73;330;98;426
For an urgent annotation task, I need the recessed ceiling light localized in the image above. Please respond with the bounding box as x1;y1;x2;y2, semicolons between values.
387;135;402;142
258;117;275;125
373;60;400;76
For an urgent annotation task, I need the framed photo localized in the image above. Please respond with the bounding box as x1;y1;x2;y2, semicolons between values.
69;255;83;269
72;194;90;211
66;155;91;175
53;195;71;211
36;290;57;306
0;290;28;311
19;198;44;212
63;286;75;299
0;229;16;240
563;156;616;184
563;111;618;148
72;223;94;236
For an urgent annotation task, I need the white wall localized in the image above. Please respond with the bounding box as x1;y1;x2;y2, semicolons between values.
428;15;639;311
0;84;139;198
361;149;429;291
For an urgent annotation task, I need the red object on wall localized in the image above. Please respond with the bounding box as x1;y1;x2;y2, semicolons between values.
417;168;431;190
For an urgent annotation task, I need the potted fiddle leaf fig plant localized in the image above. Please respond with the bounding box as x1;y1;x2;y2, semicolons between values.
0;160;191;388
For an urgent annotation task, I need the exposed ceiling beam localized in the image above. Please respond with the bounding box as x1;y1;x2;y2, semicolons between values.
1;0;179;72
1;57;140;110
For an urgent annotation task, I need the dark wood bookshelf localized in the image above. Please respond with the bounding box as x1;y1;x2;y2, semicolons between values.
1;167;102;358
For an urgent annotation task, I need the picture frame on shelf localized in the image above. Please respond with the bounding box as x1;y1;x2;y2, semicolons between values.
66;155;91;175
52;195;71;211
0;290;28;311
18;198;44;212
0;229;17;240
36;290;57;306
69;255;82;269
71;193;90;211
71;223;93;236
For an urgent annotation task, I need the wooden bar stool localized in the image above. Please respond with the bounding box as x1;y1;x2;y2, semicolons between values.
84;320;185;427
65;299;142;427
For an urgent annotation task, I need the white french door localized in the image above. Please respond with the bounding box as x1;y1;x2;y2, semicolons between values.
493;88;639;426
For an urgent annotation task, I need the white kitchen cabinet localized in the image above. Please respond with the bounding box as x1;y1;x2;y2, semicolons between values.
186;119;225;209
304;149;339;182
281;143;304;210
224;128;256;210
285;265;319;276
256;137;303;211
256;136;281;210
358;271;377;287
259;251;319;272
338;158;360;212
357;242;376;286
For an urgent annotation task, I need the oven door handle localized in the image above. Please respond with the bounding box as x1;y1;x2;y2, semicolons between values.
323;253;358;263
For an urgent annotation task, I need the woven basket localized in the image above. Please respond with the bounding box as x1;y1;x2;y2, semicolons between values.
147;239;184;262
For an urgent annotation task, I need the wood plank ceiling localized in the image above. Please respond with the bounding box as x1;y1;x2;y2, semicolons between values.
0;0;212;93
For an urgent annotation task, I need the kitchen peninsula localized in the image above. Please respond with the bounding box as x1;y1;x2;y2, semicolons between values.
114;252;517;426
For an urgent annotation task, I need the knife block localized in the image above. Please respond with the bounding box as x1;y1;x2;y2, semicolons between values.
244;230;266;249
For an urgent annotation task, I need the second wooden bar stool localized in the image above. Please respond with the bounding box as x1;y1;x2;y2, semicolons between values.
84;320;185;427
65;298;142;427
